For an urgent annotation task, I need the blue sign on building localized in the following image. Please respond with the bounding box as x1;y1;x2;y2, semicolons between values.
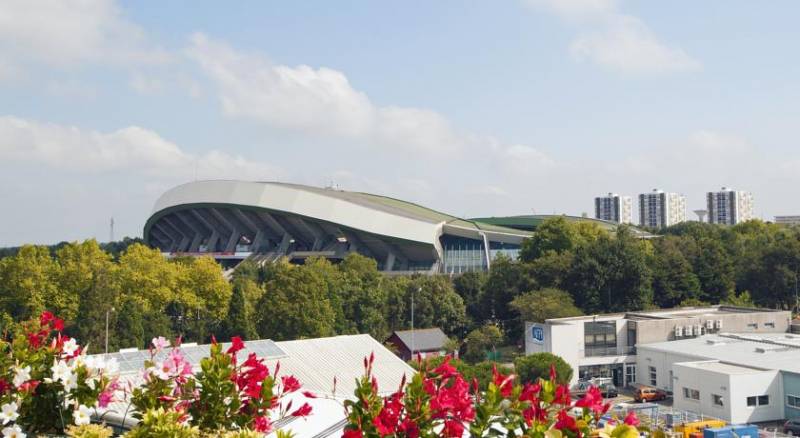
532;326;544;343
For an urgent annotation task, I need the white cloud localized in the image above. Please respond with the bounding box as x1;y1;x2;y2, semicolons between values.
185;33;461;153
0;0;169;79
0;116;282;181
129;73;165;94
527;0;701;74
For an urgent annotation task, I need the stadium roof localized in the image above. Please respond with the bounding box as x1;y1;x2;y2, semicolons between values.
471;214;654;237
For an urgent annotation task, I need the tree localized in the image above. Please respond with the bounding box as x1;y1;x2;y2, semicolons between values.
221;278;258;341
0;245;62;320
402;275;468;336
565;228;653;313
255;260;336;340
693;238;735;304
510;288;582;323
452;271;487;328
651;236;701;307
115;297;147;349
462;324;504;363
336;254;390;339
480;255;535;327
514;352;573;385
519;217;602;262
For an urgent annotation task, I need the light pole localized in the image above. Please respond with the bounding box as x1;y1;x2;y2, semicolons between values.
411;287;420;358
105;306;115;355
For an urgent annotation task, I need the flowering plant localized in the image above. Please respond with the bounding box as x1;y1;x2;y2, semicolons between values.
343;355;639;438
129;335;313;436
0;311;118;436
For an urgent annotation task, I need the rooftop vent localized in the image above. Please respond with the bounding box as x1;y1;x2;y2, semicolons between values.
755;347;767;353
119;347;138;353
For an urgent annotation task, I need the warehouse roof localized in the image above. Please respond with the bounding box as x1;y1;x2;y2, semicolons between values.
638;332;800;375
390;327;449;352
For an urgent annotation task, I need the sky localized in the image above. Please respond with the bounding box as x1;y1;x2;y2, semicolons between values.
2;0;800;245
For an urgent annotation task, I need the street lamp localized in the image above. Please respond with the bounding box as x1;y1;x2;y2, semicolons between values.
105;306;115;355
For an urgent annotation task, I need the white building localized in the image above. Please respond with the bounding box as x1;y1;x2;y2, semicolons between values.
523;306;790;388
775;216;800;226
638;189;686;228
707;188;754;225
595;193;633;224
637;332;800;423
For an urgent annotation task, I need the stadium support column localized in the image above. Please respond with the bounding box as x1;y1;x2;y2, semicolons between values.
190;210;220;252
478;232;491;270
385;252;396;272
209;208;239;253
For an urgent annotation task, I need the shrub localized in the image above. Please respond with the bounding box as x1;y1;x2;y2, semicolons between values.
514;352;573;385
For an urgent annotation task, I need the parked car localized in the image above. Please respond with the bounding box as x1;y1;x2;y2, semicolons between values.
633;386;668;402
571;381;619;399
784;418;800;435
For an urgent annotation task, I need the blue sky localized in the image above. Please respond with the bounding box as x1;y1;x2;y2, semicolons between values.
2;0;800;245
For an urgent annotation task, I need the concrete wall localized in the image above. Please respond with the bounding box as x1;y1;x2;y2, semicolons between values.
634;311;791;345
784;372;800;420
636;346;706;391
673;363;783;423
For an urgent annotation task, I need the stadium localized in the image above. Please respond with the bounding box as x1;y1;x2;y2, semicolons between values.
143;180;636;273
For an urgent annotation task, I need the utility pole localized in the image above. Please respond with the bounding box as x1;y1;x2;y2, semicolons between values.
411;287;420;357
109;217;115;243
105;307;115;355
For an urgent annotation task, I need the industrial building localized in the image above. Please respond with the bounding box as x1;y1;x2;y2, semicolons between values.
637;332;800;423
145;180;648;273
523;306;790;388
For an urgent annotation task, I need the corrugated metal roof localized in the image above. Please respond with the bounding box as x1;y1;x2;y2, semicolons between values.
391;327;448;352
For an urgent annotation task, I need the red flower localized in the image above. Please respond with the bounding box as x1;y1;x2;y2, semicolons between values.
434;356;458;378
443;419;465;437
519;382;541;402
0;379;8;394
290;402;312;417
374;393;402;436
574;386;609;415
550;364;557;382
624;411;639;426
281;375;301;394
554;409;579;433
553;384;571;405
19;380;39;393
253;415;272;433
342;429;363;438
52;318;64;332
492;364;514;398
40;311;55;327
399;419;420;438
302;391;317;398
227;336;245;355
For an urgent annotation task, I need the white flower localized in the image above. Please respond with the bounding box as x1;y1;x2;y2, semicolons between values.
73;404;92;426
12;366;30;388
61;338;79;357
62;372;78;391
51;360;72;383
1;424;25;438
0;402;19;425
85;377;96;390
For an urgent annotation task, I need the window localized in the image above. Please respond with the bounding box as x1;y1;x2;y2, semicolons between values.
712;394;724;407
747;395;769;407
649;366;657;386
683;387;700;400
788;395;800;408
759;395;770;406
765;322;775;328
747;323;758;329
584;321;617;356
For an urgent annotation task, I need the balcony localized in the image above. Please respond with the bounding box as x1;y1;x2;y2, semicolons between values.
581;345;636;357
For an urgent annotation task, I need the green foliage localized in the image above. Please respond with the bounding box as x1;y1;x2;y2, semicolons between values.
124;408;201;438
510;288;582;323
221;278;259;340
66;424;114;438
462;323;504;363
519;217;603;262
514;352;573;385
651;236;701;308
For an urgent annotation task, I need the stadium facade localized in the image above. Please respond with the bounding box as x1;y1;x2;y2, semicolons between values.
144;180;637;274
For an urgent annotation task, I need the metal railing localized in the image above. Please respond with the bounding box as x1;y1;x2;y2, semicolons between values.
581;345;636;357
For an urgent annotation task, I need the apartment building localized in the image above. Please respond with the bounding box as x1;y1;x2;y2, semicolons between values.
638;189;686;228
707;187;754;225
594;193;633;224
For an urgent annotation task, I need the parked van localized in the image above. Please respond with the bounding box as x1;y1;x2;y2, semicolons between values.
633;386;667;402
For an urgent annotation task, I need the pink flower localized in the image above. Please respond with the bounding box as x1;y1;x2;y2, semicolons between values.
151;336;170;351
97;391;114;408
343;429;363;438
624;411;639;426
281;375;301;394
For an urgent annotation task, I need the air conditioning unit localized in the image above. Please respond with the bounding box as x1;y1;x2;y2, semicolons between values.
684;325;693;336
715;319;723;329
706;320;715;330
695;324;703;336
674;326;683;337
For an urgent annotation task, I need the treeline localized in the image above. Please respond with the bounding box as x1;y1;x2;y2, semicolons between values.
0;218;797;354
0;237;144;260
